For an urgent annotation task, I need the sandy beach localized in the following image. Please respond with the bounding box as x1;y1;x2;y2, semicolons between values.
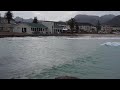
0;32;120;38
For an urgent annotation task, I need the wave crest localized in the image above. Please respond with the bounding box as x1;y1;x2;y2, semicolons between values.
101;42;120;46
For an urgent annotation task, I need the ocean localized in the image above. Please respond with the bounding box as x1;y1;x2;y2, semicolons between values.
0;36;120;79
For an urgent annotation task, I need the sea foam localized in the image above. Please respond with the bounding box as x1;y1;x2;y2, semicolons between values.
101;42;120;46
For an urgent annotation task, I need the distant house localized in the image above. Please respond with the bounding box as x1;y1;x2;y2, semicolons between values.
13;23;48;34
77;23;97;33
111;26;120;33
100;25;112;34
54;22;68;34
41;21;68;34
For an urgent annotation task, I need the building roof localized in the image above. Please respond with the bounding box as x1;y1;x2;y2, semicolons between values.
26;23;48;28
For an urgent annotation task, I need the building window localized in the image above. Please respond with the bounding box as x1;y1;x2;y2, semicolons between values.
22;28;27;33
43;29;44;31
24;28;26;32
22;28;23;32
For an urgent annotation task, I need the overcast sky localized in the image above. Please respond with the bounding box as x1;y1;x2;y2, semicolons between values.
0;11;120;21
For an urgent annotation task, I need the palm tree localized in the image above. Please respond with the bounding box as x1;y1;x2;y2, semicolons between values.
33;17;38;23
96;20;101;33
5;11;13;24
67;18;76;34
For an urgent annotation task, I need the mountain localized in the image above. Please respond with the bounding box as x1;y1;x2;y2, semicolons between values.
14;17;33;23
104;15;120;26
14;17;24;22
99;14;115;24
74;14;115;25
14;14;116;25
74;15;99;25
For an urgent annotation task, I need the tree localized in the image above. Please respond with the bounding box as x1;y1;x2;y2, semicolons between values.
5;11;13;24
96;20;101;33
67;18;76;34
75;22;79;33
33;17;38;23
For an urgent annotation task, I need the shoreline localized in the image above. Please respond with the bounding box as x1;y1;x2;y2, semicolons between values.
0;32;120;38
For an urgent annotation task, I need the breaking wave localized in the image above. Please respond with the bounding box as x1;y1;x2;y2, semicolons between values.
101;42;120;46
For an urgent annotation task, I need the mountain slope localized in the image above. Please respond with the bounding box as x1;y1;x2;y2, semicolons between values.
14;17;33;23
99;14;115;24
74;14;115;25
104;15;120;26
74;15;99;25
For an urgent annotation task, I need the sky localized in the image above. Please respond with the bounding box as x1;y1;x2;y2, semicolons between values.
0;11;120;21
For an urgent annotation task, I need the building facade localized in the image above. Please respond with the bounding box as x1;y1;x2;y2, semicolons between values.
13;23;48;34
41;21;68;34
54;22;68;34
41;21;54;34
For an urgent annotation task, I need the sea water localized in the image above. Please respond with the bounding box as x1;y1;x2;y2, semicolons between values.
0;36;120;79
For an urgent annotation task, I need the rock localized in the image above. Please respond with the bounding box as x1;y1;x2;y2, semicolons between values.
55;76;79;79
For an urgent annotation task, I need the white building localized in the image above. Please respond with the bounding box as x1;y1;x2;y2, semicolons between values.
41;21;54;34
13;23;48;34
41;21;68;34
54;22;68;34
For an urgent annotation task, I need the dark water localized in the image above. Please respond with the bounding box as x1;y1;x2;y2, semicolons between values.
0;36;120;79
